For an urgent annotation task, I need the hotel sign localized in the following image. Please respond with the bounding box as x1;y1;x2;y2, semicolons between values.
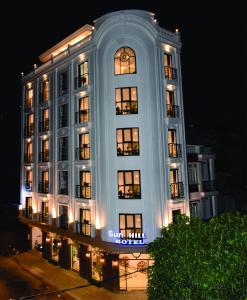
108;230;146;245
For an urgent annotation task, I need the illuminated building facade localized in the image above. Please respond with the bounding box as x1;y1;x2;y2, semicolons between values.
20;10;189;291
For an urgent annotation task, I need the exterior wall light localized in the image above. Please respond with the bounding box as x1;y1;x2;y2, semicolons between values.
99;258;105;263
46;237;51;243
112;260;118;267
85;252;90;258
57;242;62;248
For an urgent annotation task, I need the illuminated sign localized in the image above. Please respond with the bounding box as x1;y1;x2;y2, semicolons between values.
108;230;146;245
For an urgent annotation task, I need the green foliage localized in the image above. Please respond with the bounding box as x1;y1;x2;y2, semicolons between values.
147;213;247;300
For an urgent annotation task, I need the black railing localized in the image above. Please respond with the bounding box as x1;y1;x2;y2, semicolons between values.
166;104;180;118
58;149;68;161
24;154;32;163
24;208;33;219
202;180;216;192
189;183;199;193
39;93;49;103
118;185;141;199
58;187;68;195
164;66;177;80
39;150;49;162
59;215;68;229
171;182;184;199
24;181;32;191
75;185;91;199
116;102;138;115
39;120;49;132
168;143;182;158
75;109;89;123
117;144;140;156
38;181;49;194
75;147;90;160
58;116;68;128
24;125;35;137
75;220;91;237
74;75;88;89
39;213;49;224
24;101;33;111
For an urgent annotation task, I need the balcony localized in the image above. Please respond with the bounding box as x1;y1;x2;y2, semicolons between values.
59;215;68;229
58;149;68;161
74;75;88;89
75;220;91;237
38;181;49;194
202;180;216;192
39;120;49;132
39;150;49;162
24;125;34;137
75;109;89;123
171;182;184;199
24;154;32;163
189;183;199;193
58;116;68;128
166;104;180;118
75;185;91;199
58;187;68;195
24;101;33;112
39;213;49;224
24;181;32;191
164;66;177;80
75;146;90;160
23;208;33;219
168;143;182;158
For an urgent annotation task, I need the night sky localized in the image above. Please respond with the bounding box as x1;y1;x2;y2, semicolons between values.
0;1;245;209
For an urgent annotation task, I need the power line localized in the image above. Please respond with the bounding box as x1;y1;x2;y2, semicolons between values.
17;266;150;300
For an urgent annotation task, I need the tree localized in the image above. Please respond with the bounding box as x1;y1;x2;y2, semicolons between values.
148;213;247;299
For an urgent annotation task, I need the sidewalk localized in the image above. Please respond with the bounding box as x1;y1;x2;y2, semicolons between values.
12;250;147;300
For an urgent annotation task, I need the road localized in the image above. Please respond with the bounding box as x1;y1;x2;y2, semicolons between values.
0;256;74;300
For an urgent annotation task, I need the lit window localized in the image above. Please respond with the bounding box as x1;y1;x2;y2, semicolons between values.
164;53;177;80
170;169;184;199
76;133;90;160
117;128;139;156
119;214;142;238
58;171;68;195
76;96;89;123
79;208;91;236
115;87;138;115
40;77;49;102
25;85;33;109
76;61;88;88
114;47;136;75
39;171;49;194
166;90;179;118
76;171;91;199
39;108;49;132
118;170;141;199
168;129;181;158
25;197;32;218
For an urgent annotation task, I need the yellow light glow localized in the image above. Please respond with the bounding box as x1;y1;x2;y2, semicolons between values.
166;84;175;91
69;210;74;223
82;165;86;169
80;127;86;133
164;44;172;53
175;28;179;33
42;197;47;201
112;260;118;267
43;74;48;80
52;207;56;218
19;204;23;210
42;135;48;140
95;216;101;229
79;54;85;61
79;91;86;97
26;166;31;170
170;163;178;168
27;83;32;89
85;252;90;258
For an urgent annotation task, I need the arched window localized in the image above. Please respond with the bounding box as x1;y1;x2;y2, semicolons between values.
114;47;136;75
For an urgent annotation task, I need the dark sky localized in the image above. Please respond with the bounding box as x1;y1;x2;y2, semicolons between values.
0;1;245;207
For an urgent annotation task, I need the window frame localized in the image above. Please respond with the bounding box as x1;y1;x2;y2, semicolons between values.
114;47;136;75
115;86;138;115
118;170;141;199
119;213;142;238
116;128;140;156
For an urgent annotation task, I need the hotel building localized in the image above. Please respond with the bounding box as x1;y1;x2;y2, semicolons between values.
19;10;189;291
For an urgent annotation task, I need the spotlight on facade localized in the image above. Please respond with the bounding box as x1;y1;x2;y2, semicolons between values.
57;242;62;248
112;260;118;267
85;252;90;258
99;257;105;263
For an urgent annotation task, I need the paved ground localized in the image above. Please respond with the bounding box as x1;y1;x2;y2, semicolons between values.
0;255;73;300
9;250;147;300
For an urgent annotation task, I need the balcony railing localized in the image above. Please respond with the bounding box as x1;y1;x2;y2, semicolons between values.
75;220;91;237
59;215;68;229
24;154;32;163
166;104;180;118
75;185;91;199
189;183;199;193
38;181;49;194
117;144;140;156
202;180;216;192
164;66;177;80
39;213;49;224
24;125;35;137
39;120;49;132
58;149;68;161
75;109;89;123
116;102;138;115
58;116;68;128
75;147;90;160
39;93;49;103
171;182;184;199
24;101;33;111
74;75;88;89
58;187;68;195
39;150;49;162
168;143;182;158
24;208;33;219
118;185;141;199
24;181;32;191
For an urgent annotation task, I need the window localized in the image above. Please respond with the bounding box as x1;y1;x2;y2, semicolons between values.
170;169;184;199
166;90;179;118
25;169;32;191
115;87;138;115
39;108;49;132
188;164;198;184
58;70;68;95
24;141;33;163
25;197;32;218
79;208;91;236
76;61;88;88
119;214;142;238
117;128;139;156
58;104;68;128
40;201;49;223
190;202;198;217
39;170;49;193
168;129;181;158
58;171;68;195
118;170;141;199
39;139;49;162
164;53;177;80
25;86;33;109
25;113;34;137
41;77;49;102
76;171;91;199
172;209;181;223
58;136;68;161
59;205;68;229
114;47;136;75
76;96;89;123
76;133;90;160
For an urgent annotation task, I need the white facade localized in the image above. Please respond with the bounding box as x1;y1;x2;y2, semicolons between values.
20;10;190;291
